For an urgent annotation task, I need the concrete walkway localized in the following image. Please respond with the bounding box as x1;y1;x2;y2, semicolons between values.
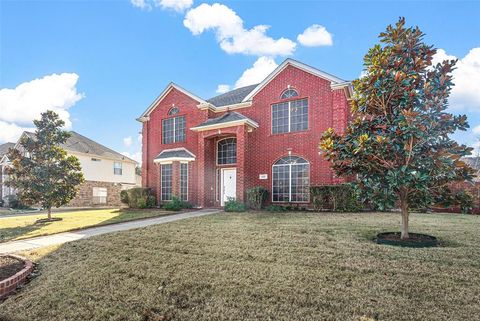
0;209;220;254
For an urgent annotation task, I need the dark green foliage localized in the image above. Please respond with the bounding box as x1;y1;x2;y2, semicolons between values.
163;196;192;211
310;184;360;212
6;195;32;210
224;198;246;212
320;18;475;238
6;111;84;219
266;204;287;212
121;188;156;209
246;186;268;210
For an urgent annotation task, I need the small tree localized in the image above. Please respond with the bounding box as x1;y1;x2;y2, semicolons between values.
6;111;84;220
320;18;475;239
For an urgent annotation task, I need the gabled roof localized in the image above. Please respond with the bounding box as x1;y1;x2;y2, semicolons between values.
154;147;196;163
242;58;350;102
137;82;207;121
206;84;258;108
190;112;259;132
0;142;15;158
17;131;137;163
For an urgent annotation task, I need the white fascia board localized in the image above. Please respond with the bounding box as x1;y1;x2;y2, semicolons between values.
137;83;207;122
153;157;195;164
242;58;347;102
190;119;259;132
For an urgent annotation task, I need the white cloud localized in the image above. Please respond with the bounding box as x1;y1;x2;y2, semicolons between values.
0;121;34;144
137;134;142;143
183;3;296;56
433;48;480;111
130;0;151;10
473;125;480;135
297;24;333;47
157;0;193;12
122;151;142;163
0;73;84;143
123;136;133;148
235;56;278;88
216;84;230;94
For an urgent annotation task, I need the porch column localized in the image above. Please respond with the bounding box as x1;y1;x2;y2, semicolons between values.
197;134;206;207
236;125;246;202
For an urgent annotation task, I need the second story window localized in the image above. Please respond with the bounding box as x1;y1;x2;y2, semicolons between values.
272;98;308;134
114;162;122;175
162;115;186;144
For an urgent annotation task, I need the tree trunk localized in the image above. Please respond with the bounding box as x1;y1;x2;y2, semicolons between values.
400;197;409;239
47;207;52;220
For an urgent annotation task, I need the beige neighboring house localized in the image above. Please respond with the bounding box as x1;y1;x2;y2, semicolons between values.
0;131;139;207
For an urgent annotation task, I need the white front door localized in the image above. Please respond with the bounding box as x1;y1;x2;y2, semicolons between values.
221;168;237;206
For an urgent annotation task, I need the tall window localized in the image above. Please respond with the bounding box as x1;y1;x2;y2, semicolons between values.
217;138;236;165
272;156;309;202
162;116;186;144
180;163;188;201
161;164;172;201
114;162;122;175
272;98;308;134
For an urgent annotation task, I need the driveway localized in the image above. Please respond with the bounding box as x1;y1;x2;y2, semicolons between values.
0;208;220;254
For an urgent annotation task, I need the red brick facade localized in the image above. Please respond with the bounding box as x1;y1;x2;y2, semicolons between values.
141;62;351;208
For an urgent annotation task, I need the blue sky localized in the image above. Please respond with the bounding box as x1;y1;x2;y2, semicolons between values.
1;0;479;162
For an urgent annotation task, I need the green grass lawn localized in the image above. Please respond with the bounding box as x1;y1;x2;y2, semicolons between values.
0;208;175;242
1;212;480;321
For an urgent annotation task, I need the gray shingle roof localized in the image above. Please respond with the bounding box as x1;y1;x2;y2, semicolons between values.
192;112;256;129
206;84;258;107
21;131;136;163
155;148;195;160
0;143;15;158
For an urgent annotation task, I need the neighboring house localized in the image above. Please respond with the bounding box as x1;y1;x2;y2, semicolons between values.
0;142;16;204
138;58;353;207
0;131;138;207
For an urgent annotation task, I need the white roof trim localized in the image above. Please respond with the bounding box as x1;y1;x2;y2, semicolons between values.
154;157;195;164
242;58;348;102
197;101;253;112
190;119;259;132
137;82;207;122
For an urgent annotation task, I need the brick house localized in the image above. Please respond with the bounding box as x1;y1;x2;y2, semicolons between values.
138;59;353;208
0;131;139;207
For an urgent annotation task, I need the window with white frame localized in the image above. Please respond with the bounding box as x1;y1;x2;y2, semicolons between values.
161;164;172;201
114;162;122;175
92;187;107;204
180;163;188;201
281;88;298;99
217;138;236;165
162;116;186;144
272;156;309;202
272;98;308;134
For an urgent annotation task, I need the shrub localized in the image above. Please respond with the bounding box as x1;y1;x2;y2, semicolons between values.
246;186;268;210
6;195;32;210
310;184;360;212
266;205;287;212
163;196;192;211
121;188;156;209
224;198;246;212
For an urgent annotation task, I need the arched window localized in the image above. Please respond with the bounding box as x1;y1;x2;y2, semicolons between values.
217;138;237;165
272;156;309;202
280;88;298;99
168;107;179;116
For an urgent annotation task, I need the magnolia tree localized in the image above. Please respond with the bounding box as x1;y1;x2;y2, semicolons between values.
7;111;84;220
320;18;475;239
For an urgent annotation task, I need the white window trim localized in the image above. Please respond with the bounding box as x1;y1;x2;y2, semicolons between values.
163;116;185;144
180;162;188;201
161;163;173;201
216;137;237;166
272;160;310;203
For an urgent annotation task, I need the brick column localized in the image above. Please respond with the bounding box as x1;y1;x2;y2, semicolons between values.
197;134;206;207
236;126;246;202
172;161;180;198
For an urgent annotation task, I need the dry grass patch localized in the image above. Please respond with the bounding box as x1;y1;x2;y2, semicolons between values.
1;212;479;321
0;209;175;242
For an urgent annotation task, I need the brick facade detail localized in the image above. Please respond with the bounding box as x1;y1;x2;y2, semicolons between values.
0;255;34;299
68;180;123;207
142;64;351;207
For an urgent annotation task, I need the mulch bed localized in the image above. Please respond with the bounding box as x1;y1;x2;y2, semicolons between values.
376;232;438;247
0;256;25;281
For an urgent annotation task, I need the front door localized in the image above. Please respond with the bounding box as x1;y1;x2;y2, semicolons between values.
221;168;237;206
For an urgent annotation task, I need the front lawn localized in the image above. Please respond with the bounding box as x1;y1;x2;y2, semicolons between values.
0;208;175;242
1;212;479;321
